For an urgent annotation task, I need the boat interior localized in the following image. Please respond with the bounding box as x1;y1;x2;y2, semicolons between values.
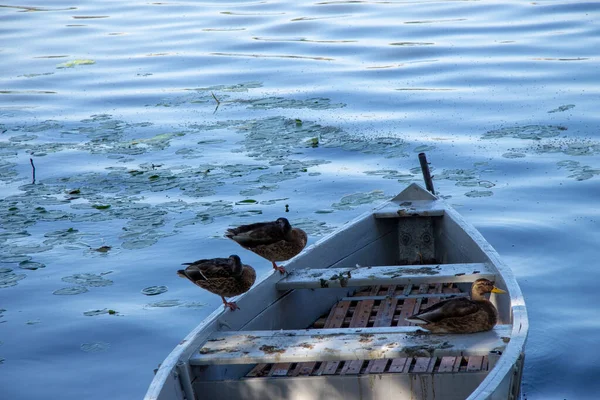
183;195;516;399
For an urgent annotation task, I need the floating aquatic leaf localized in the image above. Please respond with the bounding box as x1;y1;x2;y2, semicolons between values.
80;341;110;353
465;190;493;198
53;286;89;295
8;134;37;142
197;139;227;145
482;125;566;140
93;246;111;253
502;152;526;159
0;255;31;263
92;204;111;210
235;199;257;205
19;261;45;270
557;160;600;181
293;218;337;237
0;269;26;288
548;104;575;113
241;97;345;110
141;286;168;296
413;145;436;152
364;169;415;181
146;299;181;308
7;244;53;255
83;309;110;316
61;273;113;287
180;302;207;309
259;198;288;205
331;190;387;210
530;138;600;156
57;59;96;69
26;320;41;325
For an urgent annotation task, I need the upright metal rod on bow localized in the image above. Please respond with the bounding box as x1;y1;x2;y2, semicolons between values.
418;152;435;195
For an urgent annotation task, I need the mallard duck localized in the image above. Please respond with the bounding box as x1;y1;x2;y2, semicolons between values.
225;217;307;274
177;255;256;311
405;278;506;334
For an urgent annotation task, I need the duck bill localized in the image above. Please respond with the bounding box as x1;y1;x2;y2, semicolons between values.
491;287;507;294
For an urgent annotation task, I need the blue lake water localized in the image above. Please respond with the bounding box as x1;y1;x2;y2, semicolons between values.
1;1;599;399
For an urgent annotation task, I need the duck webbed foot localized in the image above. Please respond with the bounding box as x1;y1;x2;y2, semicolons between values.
272;261;286;274
221;296;239;311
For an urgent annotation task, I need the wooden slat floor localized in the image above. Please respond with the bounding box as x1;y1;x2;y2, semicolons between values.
246;283;489;378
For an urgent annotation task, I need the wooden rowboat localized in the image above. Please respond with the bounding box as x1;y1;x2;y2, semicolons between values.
145;183;528;400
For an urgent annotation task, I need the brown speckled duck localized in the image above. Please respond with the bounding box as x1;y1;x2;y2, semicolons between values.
177;255;256;311
225;217;307;274
405;278;506;334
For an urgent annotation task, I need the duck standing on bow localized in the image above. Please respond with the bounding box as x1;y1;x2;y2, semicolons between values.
177;255;256;311
225;217;307;274
406;278;506;333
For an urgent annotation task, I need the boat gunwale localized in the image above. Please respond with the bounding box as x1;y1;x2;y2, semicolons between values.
144;183;529;400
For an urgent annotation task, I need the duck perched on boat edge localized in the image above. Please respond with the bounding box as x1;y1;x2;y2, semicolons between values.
177;255;256;311
225;217;307;274
406;278;506;334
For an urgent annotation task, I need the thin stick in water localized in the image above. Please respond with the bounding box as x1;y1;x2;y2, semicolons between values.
30;158;36;184
418;152;435;194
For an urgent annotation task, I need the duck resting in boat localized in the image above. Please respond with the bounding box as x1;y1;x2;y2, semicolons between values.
177;255;256;311
225;217;307;274
406;278;506;333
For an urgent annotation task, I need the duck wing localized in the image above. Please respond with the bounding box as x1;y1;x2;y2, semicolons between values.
225;221;286;247
406;297;480;324
180;257;242;281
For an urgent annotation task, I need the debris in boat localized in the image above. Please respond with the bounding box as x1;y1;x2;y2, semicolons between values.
455;272;466;276
225;217;307;274
259;345;285;354
296;342;314;349
320;279;329;288
473;270;481;274
502;337;511;343
359;333;374;343
381;266;440;279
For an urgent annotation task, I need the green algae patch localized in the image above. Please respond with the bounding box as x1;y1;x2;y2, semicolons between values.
57;59;96;69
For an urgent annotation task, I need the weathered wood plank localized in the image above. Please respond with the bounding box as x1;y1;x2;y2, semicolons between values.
296;362;316;376
324;301;351;328
467;356;484;372
246;364;269;377
412;357;434;373
320;300;351;374
388;357;410;373
344;299;375;374
276;262;494;290
398;217;435;264
367;359;389;374
397;298;416;327
269;363;291;377
438;356;456;373
190;325;511;366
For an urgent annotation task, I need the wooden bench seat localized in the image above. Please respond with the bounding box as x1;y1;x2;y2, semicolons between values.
276;262;494;290
189;325;511;366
